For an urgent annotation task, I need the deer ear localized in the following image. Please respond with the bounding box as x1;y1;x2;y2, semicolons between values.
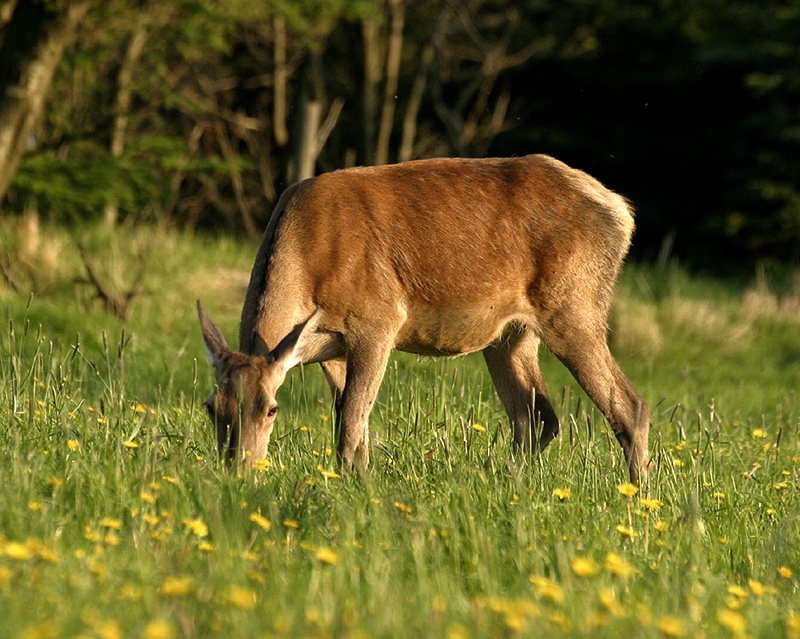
270;308;321;371
197;299;232;367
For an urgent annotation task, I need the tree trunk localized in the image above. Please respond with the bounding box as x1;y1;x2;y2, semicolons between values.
103;22;148;226
0;0;92;204
374;0;404;166
273;14;289;148
361;16;381;165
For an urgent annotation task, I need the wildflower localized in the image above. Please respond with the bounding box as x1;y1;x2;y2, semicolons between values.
316;547;339;565
616;524;639;539
67;439;79;451
727;584;748;598
3;540;35;561
552;487;571;501
529;575;564;603
605;552;636;578
748;580;764;597
752;428;767;438
617;483;639;498
28;501;41;512
225;586;257;609
141;491;156;504
99;518;122;530
598;588;625;617
252;458;270;472
198;541;216;552
716;609;746;635
713;492;726;500
134;404;147;414
472;424;486;432
779;566;793;579
250;512;271;531
283;519;300;529
394;502;412;513
774;482;790;491
640;498;664;510
144;620;175;639
122;441;138;449
182;518;208;537
160;575;195;597
571;556;598;578
786;612;800;639
317;465;340;479
657;616;686;638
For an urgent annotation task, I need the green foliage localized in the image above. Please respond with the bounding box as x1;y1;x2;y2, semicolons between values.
0;222;799;637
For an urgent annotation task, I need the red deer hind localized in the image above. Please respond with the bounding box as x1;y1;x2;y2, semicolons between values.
197;154;650;482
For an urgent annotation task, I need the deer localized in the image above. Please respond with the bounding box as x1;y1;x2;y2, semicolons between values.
197;154;650;482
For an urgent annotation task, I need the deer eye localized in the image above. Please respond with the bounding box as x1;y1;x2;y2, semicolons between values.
267;405;279;418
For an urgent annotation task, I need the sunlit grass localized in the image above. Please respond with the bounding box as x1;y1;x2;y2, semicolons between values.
0;222;798;638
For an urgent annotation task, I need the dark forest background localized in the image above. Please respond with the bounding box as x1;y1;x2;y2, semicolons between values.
1;0;798;268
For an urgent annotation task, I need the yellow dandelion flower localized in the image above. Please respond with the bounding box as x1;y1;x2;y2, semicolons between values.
144;620;175;639
446;622;470;639
182;518;208;537
552;487;571;501
141;491;156;504
99;518;122;530
250;512;271;531
3;541;35;561
472;424;486;432
728;584;748;598
657;615;686;638
713;492;726;500
786;612;800;639
67;439;79;451
253;458;271;472
779;566;793;579
774;482;790;491
134;404;147;414
317;465;340;479
283;519;300;529
752;428;767;438
640;498;664;510
316;547;339;565
605;552;636;578
571;556;599;578
159;575;195;597
716;609;746;634
748;580;764;597
598;587;625;617
394;502;412;513
529;575;564;603
198;541;216;552
122;441;138;449
617;483;639;498
616;524;639;539
28;501;41;512
225;586;257;609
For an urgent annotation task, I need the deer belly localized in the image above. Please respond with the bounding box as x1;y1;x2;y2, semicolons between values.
394;306;521;356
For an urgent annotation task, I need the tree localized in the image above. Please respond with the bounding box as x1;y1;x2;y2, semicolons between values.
0;0;92;204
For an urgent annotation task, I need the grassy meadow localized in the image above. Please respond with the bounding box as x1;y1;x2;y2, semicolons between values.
1;216;799;639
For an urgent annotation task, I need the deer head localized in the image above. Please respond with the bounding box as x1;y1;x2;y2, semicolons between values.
196;299;319;469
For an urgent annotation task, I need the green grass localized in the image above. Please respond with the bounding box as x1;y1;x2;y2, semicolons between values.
1;219;799;639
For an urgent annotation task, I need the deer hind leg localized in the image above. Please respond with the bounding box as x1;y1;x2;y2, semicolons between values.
543;319;650;483
336;335;394;472
483;328;559;453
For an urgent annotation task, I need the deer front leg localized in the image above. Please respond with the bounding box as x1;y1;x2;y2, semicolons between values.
337;337;394;472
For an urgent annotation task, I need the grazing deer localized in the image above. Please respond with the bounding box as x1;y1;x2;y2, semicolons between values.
198;154;650;482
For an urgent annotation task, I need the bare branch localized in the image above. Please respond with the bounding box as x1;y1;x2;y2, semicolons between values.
77;237;145;321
